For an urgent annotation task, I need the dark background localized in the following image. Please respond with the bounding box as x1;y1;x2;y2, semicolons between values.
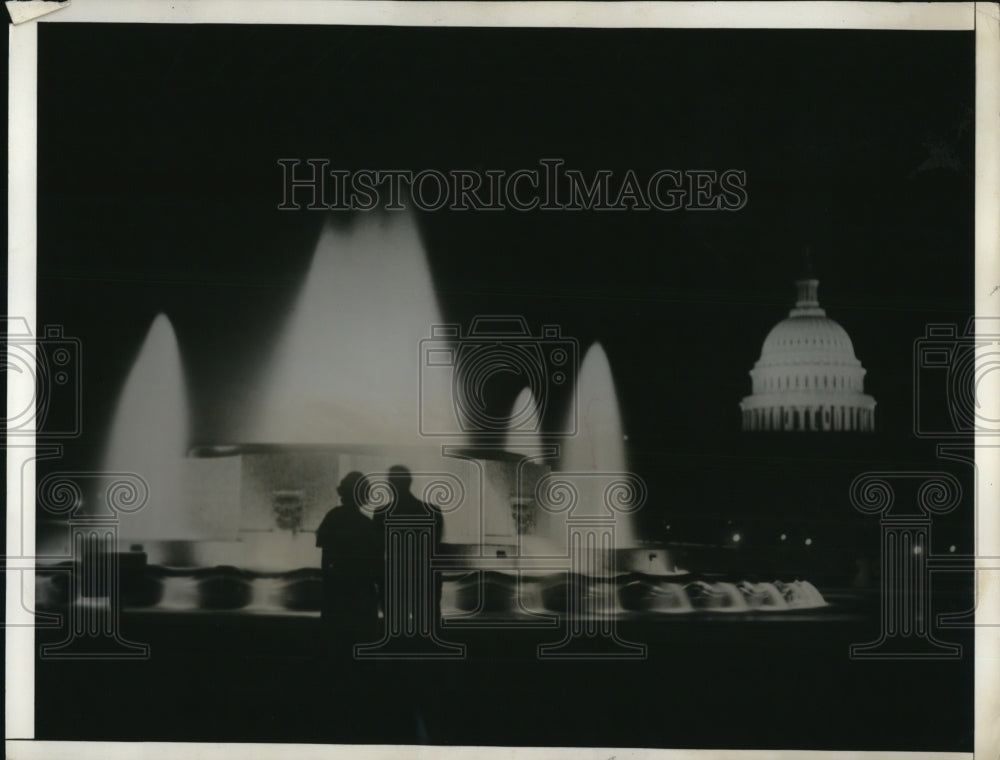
36;24;975;572
31;23;976;750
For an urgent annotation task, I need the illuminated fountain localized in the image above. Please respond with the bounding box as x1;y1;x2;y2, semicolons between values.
162;211;468;572
51;212;828;620
437;342;827;622
102;314;193;541
498;349;647;561
36;314;193;655
534;342;674;573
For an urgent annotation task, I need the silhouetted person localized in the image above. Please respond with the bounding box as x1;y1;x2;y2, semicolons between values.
373;465;445;625
315;471;380;658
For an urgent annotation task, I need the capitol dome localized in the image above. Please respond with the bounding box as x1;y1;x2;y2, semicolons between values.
740;279;875;432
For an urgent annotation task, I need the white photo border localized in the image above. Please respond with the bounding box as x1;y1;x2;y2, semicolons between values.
6;2;997;759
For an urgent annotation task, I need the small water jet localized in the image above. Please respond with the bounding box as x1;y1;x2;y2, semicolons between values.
155;576;199;611
502;387;545;457
246;577;287;612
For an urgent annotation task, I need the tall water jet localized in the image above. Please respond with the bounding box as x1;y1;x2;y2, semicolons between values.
556;342;639;547
247;211;452;446
102;313;193;541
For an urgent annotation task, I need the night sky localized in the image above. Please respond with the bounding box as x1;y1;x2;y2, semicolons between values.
36;24;975;564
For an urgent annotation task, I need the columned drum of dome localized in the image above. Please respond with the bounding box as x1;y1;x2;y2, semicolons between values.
740;279;876;432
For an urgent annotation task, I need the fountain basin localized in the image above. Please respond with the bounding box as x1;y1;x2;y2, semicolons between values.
36;564;827;616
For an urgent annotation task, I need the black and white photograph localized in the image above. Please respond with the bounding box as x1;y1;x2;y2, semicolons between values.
6;2;999;758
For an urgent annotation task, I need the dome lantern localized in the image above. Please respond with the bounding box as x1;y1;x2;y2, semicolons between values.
792;278;823;315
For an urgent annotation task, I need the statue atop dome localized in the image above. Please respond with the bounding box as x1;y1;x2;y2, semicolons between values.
739;277;876;432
